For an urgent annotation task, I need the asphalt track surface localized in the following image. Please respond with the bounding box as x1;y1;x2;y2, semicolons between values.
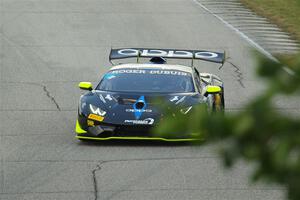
1;0;297;199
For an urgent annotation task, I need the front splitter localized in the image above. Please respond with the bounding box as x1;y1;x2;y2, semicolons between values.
76;135;201;142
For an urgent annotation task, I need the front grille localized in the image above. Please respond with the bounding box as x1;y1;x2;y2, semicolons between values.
113;125;153;137
90;122;190;139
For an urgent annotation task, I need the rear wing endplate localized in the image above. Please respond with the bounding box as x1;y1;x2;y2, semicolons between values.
109;48;225;65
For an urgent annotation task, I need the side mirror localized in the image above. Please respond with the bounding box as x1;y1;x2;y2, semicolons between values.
78;82;93;91
204;85;221;97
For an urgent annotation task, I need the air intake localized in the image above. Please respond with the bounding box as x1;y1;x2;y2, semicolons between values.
149;57;167;64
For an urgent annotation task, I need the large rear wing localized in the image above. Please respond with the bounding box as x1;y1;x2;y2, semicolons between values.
109;48;225;65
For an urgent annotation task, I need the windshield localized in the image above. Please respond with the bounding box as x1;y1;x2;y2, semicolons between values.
97;68;195;93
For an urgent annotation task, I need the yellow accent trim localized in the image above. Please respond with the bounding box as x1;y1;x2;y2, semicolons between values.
88;114;104;122
76;136;201;142
206;85;221;93
75;120;87;134
78;82;93;90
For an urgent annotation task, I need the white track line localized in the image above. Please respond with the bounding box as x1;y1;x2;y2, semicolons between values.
192;0;295;75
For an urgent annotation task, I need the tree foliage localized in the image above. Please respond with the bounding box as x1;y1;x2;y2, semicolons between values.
155;53;300;200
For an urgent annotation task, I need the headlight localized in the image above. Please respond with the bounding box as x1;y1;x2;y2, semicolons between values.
180;106;192;115
89;104;106;116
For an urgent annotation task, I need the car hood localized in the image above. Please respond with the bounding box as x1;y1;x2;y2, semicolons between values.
85;91;205;125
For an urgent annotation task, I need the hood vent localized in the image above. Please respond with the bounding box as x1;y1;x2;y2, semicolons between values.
149;57;167;64
135;101;145;109
118;98;136;105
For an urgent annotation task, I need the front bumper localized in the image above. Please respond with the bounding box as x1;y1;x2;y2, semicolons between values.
75;120;200;142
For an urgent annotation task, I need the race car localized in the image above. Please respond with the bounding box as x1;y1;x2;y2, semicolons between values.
75;48;225;141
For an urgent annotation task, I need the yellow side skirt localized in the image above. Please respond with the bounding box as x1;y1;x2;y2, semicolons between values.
76;135;200;142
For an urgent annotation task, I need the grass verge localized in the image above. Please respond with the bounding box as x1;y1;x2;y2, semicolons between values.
240;0;300;43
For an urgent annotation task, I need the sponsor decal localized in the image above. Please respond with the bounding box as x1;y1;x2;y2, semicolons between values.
149;70;187;76
133;96;147;120
117;49;219;59
111;69;189;76
195;52;218;59
111;69;146;74
118;48;139;56
124;118;154;125
88;114;104;122
126;109;152;113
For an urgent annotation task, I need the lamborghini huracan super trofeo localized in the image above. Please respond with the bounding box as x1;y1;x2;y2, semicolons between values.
75;48;225;141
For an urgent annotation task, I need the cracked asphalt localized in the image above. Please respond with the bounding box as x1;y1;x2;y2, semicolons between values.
1;0;297;199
